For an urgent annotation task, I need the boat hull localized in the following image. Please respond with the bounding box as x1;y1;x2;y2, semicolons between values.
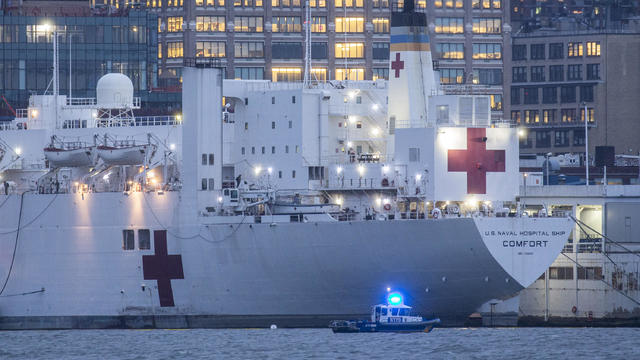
0;192;573;329
44;147;96;167
97;145;147;165
330;318;441;333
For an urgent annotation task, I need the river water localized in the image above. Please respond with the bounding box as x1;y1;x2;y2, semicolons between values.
1;327;638;359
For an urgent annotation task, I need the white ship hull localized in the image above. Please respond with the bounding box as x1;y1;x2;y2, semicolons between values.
0;193;573;329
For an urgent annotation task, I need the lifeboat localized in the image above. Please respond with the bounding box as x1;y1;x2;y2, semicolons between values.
97;144;149;165
44;145;96;168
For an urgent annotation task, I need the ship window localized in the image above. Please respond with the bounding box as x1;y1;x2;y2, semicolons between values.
208;178;215;190
437;105;449;124
244;97;249;105
549;266;573;280
262;146;266;154
202;178;208;190
285;145;289;153
138;229;151;250
292;170;296;178
409;148;420;162
272;96;276;104
278;170;283;178
242;147;246;155
272;121;276;129
245;122;248;130
289;120;293;128
272;146;276;154
252;147;256;154
202;154;207;165
391;308;399;316
296;145;300;153
122;230;135;250
292;96;296;103
577;266;603;280
381;308;388;315
399;308;409;316
209;154;214;165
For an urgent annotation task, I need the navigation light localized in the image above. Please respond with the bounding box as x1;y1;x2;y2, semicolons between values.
387;292;403;306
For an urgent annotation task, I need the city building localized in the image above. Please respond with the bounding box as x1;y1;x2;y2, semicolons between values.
86;0;505;118
0;9;177;117
509;0;640;30
504;21;640;157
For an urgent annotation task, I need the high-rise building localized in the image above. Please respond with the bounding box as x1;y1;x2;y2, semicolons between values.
93;0;505;118
0;10;173;117
504;23;640;156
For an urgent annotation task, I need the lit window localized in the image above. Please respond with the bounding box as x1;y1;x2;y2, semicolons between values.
167;17;183;32
335;68;364;81
336;17;364;33
372;18;389;33
234;16;263;32
272;16;301;32
335;42;364;58
196;41;226;58
568;42;583;57
167;42;183;58
272;67;302;82
586;41;600;56
196;16;226;32
311;17;327;33
435;18;464;34
472;18;501;34
335;0;363;7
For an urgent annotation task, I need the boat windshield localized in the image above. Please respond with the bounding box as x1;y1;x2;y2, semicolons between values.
398;308;411;316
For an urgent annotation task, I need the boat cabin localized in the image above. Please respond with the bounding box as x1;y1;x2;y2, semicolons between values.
372;304;424;323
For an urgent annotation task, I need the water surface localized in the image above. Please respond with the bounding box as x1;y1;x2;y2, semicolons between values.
1;327;637;359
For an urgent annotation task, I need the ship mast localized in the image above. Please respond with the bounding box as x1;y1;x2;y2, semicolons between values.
53;29;59;129
303;0;311;88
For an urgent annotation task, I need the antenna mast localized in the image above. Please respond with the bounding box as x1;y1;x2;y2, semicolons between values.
303;0;311;88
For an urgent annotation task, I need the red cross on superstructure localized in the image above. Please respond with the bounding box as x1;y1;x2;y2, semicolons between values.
391;53;404;78
447;128;506;194
142;230;184;307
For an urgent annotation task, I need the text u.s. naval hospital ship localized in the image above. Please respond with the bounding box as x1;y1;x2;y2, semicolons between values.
0;2;572;329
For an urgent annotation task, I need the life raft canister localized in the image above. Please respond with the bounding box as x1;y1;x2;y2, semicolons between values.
571;306;577;314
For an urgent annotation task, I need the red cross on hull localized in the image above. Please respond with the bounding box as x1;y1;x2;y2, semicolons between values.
447;128;506;194
142;230;184;307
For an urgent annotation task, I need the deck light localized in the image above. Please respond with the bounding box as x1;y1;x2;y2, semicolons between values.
336;166;343;174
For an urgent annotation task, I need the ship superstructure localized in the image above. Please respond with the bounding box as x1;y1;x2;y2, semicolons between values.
0;1;573;329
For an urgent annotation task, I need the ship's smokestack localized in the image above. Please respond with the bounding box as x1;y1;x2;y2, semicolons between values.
388;0;437;130
403;0;415;13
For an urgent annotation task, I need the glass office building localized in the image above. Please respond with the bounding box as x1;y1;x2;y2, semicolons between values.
0;10;177;115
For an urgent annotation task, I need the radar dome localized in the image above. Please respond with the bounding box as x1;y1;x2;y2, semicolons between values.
96;73;134;108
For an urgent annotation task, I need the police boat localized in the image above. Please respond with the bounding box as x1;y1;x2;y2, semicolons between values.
329;292;441;333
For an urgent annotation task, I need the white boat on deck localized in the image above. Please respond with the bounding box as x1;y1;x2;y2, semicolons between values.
97;144;149;165
44;143;96;168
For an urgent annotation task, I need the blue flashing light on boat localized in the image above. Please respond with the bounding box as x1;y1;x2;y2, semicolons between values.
387;292;403;306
